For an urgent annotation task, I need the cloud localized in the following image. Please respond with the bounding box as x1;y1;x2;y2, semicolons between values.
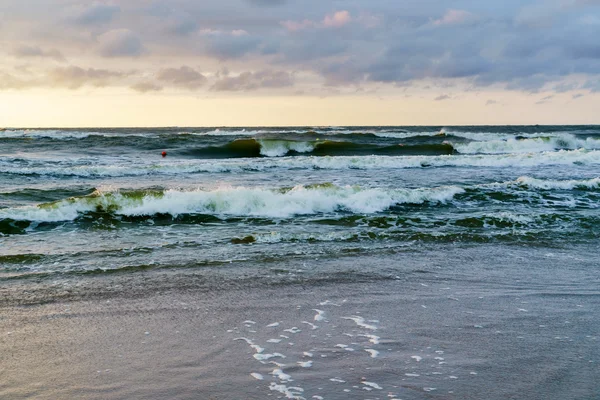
131;82;163;92
204;30;260;59
572;93;584;99
281;19;315;31
535;95;554;104
433;9;478;26
2;0;600;98
583;79;600;92
486;99;498;105
323;11;352;28
97;29;143;57
434;94;451;101
211;70;294;91
166;12;198;36
13;45;66;62
246;0;286;5
157;66;207;88
70;3;120;25
48;66;127;89
0;71;32;90
282;10;352;32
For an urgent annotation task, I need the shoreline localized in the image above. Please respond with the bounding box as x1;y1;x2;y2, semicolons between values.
2;253;598;400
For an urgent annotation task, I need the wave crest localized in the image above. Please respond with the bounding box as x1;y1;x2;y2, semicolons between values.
0;184;464;222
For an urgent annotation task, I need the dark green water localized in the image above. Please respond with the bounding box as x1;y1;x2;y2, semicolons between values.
1;126;600;399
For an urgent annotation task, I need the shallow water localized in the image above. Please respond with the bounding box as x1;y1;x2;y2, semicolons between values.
1;126;599;398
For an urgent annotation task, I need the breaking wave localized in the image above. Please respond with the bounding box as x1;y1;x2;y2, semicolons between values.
450;134;600;154
182;138;455;158
515;176;600;190
0;184;464;223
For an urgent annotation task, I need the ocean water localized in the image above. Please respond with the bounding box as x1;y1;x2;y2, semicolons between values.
1;126;600;399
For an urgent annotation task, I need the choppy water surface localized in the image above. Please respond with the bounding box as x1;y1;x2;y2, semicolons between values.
1;125;599;278
1;125;600;399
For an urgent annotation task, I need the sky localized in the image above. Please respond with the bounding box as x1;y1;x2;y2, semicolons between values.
1;0;599;127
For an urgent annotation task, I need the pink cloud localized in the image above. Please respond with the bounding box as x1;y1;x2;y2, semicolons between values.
323;10;352;28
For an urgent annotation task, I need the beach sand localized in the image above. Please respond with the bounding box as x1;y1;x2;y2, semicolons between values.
2;256;598;400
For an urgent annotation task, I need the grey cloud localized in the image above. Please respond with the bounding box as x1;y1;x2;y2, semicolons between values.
279;30;349;63
486;99;498;105
320;61;365;86
535;95;554;104
434;94;451;101
97;29;143;57
2;0;600;96
166;12;198;35
583;79;600;92
13;45;66;62
157;66;207;88
49;66;127;89
246;0;286;6
131;82;163;92
146;4;199;36
0;71;32;90
572;93;584;99
71;3;120;25
211;70;294;91
205;32;260;59
553;82;579;93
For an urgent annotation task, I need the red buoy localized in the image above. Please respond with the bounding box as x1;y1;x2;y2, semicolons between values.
161;151;167;157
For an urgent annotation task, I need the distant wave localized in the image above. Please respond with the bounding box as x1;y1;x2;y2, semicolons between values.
450;134;600;154
2;149;600;177
181;138;455;158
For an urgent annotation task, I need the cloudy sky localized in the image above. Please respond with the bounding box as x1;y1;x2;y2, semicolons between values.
1;0;599;126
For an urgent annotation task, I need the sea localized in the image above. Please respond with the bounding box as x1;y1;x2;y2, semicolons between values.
1;126;599;399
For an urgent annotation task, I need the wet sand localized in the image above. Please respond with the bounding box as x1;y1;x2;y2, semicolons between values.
1;265;598;400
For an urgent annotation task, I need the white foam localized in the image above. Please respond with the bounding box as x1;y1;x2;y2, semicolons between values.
365;349;379;358
451;134;600;154
234;337;265;355
0;184;465;222
362;381;382;390
297;361;313;368
181;128;261;136
516;176;600;190
258;139;315;157
4;149;600;178
302;322;318;330
269;382;305;400
359;334;381;344
411;356;422;362
342;316;378;330
254;352;286;361
0;129;122;139
250;372;264;380
272;368;292;382
318;300;341;306
312;309;326;321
